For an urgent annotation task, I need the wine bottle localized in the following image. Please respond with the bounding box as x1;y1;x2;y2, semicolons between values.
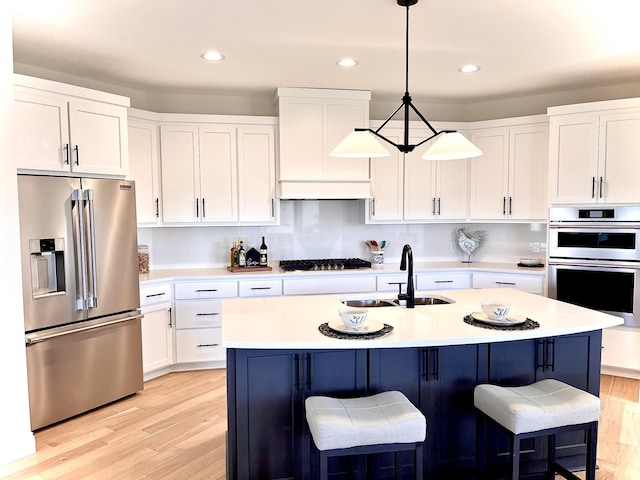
260;236;268;266
238;239;246;267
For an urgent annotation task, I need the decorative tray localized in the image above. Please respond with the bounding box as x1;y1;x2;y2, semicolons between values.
226;266;273;273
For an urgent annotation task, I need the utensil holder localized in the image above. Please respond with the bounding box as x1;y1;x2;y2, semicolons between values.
371;251;384;267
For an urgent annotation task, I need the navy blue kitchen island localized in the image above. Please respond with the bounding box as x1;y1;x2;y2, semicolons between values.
222;289;620;479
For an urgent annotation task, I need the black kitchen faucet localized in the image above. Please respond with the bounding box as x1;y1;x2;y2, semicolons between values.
399;244;415;308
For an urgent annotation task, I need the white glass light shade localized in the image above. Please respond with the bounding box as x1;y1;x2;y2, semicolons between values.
330;130;391;158
421;132;483;160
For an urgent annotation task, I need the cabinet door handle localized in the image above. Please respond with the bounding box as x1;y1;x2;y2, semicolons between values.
508;196;513;216
196;343;219;348
155;198;160;217
502;197;506;215
271;198;275;218
306;353;312;391
592;177;596;198
423;348;429;382
196;312;219;316
195;289;218;292
195;198;199;218
437;197;441;216
599;177;604;199
536;339;545;372
74;145;79;165
294;354;301;391
202;197;206;218
547;338;556;372
145;292;166;298
433;347;440;381
168;307;172;328
64;144;70;165
432;197;436;216
371;198;376;216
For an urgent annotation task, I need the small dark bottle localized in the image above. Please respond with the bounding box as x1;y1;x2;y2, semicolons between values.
259;236;268;266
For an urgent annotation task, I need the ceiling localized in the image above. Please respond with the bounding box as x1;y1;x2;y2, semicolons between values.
11;0;640;106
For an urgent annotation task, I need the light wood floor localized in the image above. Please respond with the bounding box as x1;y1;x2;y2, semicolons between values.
1;372;638;479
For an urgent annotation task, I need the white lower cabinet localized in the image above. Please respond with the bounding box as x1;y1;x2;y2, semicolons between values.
601;326;640;378
282;276;376;296
417;272;471;290
175;328;225;363
471;272;544;295
140;283;174;379
174;281;238;365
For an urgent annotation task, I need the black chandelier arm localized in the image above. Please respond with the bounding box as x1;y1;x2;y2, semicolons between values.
372;101;406;135
355;128;403;150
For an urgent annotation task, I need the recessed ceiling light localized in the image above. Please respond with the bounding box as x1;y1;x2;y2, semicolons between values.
458;64;480;73
201;51;225;62
337;58;359;68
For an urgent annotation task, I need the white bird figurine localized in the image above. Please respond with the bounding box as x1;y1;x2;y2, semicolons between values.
456;228;484;263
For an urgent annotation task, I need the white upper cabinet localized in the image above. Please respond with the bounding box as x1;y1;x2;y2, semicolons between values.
160;119;277;225
277;88;371;199
128;115;161;225
237;126;278;223
14;75;129;176
470;119;548;221
548;99;640;204
367;127;468;223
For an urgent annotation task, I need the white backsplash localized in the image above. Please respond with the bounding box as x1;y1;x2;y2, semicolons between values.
138;200;547;269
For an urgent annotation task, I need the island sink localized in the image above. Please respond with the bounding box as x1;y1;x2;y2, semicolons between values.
342;296;453;308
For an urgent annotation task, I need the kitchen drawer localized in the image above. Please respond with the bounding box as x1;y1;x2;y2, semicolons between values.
283;275;376;296
140;283;172;306
417;272;471;291
471;272;544;294
239;279;283;297
175;327;224;363
376;274;409;292
174;281;238;300
175;299;222;329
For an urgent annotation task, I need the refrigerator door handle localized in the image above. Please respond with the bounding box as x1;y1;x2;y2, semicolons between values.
25;312;143;345
84;189;98;308
71;189;88;310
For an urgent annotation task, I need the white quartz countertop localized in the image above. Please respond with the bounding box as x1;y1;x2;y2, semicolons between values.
139;261;545;285
221;288;622;349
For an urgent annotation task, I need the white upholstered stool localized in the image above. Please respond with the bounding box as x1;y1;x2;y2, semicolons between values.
474;379;600;480
305;391;426;480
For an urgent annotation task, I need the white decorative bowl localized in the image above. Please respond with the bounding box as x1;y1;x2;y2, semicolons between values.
481;301;511;321
339;308;368;330
520;257;542;266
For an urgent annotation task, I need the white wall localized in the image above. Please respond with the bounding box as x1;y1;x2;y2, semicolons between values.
0;4;36;467
139;200;547;269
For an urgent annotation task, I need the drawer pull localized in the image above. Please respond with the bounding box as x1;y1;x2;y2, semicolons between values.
196;312;219;316
495;281;516;286
196;343;219;348
145;292;166;298
434;280;453;284
195;289;218;292
250;287;272;290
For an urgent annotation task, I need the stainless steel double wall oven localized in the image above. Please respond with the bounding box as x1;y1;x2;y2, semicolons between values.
548;206;640;327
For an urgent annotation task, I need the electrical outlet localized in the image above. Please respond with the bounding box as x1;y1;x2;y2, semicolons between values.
532;242;541;253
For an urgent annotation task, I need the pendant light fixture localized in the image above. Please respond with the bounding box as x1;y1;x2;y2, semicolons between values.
330;0;483;160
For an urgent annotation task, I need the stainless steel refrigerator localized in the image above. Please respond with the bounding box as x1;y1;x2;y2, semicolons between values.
17;174;143;430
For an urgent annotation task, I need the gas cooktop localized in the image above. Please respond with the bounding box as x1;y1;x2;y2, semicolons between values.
279;258;372;272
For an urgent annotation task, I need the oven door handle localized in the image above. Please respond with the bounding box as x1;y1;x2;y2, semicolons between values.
549;261;639;269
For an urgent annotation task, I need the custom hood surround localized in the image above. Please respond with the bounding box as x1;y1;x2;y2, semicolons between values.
276;87;372;199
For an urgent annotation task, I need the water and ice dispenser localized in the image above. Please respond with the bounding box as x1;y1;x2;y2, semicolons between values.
29;238;66;298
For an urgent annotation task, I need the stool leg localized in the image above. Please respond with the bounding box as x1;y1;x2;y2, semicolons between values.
586;422;598;480
319;450;328;480
511;434;520;480
547;433;557;480
415;442;423;480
